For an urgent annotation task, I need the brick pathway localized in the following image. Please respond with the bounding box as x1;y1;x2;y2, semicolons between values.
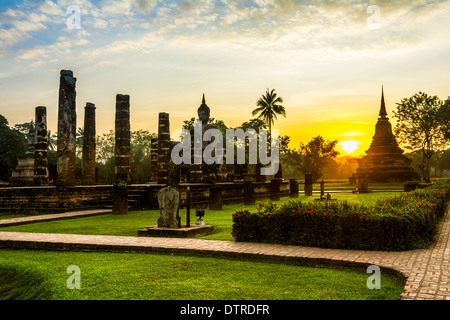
0;209;112;227
0;207;449;300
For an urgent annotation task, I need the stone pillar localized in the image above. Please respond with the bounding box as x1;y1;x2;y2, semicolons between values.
157;113;170;185
255;163;266;182
113;94;131;215
244;181;255;205
270;179;281;201
56;70;77;187
320;180;325;199
150;138;158;182
289;179;299;198
34;107;49;186
209;186;223;210
82;103;96;185
304;173;313;196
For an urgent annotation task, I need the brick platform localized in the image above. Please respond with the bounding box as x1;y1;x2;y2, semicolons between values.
0;207;449;300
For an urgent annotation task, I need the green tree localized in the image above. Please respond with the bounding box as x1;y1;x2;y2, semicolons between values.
96;130;115;184
394;92;450;183
14;121;34;136
0;115;27;181
47;131;57;152
252;89;286;143
438;149;450;173
95;130;157;184
182;117;228;136
300;136;340;182
131;130;157;183
240;118;267;132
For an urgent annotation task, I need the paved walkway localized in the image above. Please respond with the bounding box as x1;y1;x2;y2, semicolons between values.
0;209;112;227
0;207;449;300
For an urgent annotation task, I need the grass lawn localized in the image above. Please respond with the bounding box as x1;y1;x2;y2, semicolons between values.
0;249;405;300
0;192;401;241
0;191;406;301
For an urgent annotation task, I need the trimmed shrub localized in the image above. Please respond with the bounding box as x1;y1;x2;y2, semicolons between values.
232;181;450;251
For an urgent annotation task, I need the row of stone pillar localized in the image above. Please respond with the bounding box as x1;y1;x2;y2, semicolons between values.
46;70;131;214
206;179;299;210
56;70;97;187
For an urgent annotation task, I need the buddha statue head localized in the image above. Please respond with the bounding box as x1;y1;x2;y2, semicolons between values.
198;94;210;125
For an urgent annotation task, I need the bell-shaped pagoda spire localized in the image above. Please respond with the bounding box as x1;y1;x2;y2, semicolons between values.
379;86;388;119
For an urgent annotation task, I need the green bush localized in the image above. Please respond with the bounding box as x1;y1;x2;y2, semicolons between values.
232;181;450;251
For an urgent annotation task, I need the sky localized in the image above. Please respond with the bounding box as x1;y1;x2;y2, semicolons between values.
1;0;450;157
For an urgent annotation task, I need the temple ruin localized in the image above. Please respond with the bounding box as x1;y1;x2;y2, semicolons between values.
350;88;420;184
1;70;290;215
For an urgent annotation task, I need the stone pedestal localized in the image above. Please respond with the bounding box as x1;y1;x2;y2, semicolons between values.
138;225;214;238
11;123;35;186
56;70;77;187
82;103;96;185
10;158;35;186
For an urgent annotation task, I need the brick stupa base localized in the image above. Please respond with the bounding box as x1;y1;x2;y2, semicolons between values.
138;225;214;238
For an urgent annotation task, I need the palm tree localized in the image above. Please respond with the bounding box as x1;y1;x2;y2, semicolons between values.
47;131;57;152
252;88;286;143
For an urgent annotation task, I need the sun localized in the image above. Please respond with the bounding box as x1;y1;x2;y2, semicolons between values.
338;140;362;156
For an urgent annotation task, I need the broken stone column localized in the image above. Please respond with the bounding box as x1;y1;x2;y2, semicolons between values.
270;179;281;201
34;106;49;186
209;186;223;210
157;113;170;185
82;103;96;185
304;174;313;197
56;70;77;187
113;94;131;215
158;185;181;229
244;181;255;205
289;179;299;198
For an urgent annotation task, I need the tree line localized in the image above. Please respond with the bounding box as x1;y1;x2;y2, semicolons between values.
0;90;449;184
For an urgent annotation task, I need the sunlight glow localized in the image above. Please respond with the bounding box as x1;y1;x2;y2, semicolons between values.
338;140;362;155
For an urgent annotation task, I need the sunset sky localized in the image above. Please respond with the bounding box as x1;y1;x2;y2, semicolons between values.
1;0;449;157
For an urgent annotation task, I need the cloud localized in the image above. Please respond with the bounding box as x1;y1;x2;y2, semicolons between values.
16;34;89;61
134;0;158;14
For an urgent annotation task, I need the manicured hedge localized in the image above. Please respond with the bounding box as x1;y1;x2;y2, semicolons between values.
232;181;450;251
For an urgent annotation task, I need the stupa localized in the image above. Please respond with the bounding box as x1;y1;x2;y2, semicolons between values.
350;88;420;183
